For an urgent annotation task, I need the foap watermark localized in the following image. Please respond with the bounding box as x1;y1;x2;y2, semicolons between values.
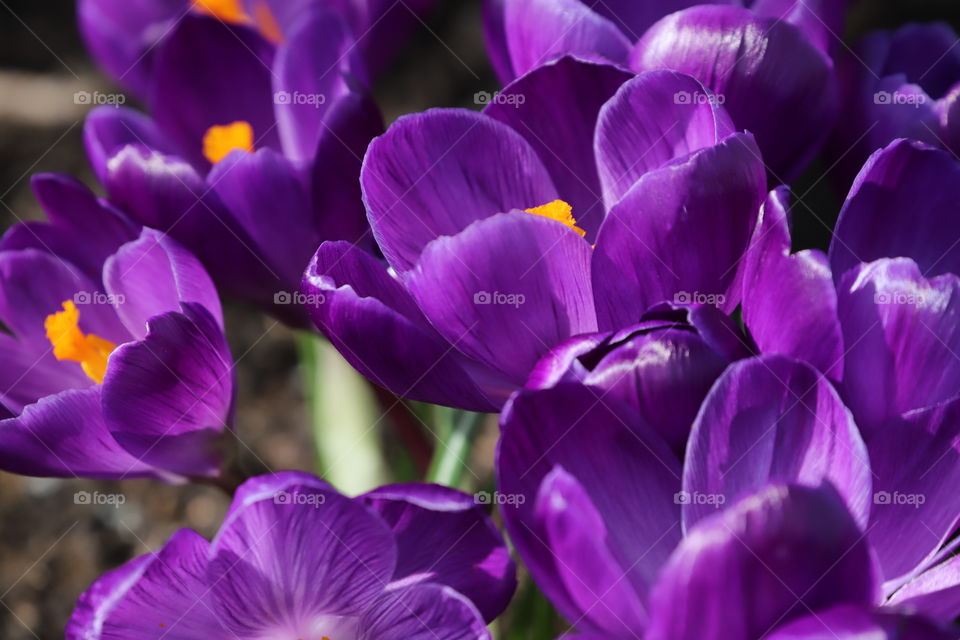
874;490;925;509
74;90;126;107
475;491;526;506
874;291;925;307
874;90;927;109
674;491;726;507
273;490;326;508
274;291;326;307
75;491;126;508
74;291;125;306
274;90;327;108
674;291;726;307
674;90;725;106
474;91;526;108
473;291;526;308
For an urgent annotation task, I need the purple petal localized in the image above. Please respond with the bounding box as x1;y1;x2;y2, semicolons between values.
872;23;960;99
867;398;960;588
750;0;848;55
482;0;513;83
831;139;960;281
531;466;649;634
209;472;396;636
501;0;631;79
102;303;234;478
208;148;318;289
360;483;515;622
273;8;359;165
742;188;844;379
359;583;490;640
766;605;957;640
76;0;186;97
362;108;557;272
592;132;765;328
594;70;736;209
405;213;597;386
888;555;960;621
483;57;632;241
836;258;960;434
302;241;501;411
0;332;90;413
83;106;173;184
66;529;221;640
149;14;279;171
104;229;223;340
102;144;281;306
0;388;157;480
645;484;879;640
631;5;838;181
498;384;681;631
684;355;872;531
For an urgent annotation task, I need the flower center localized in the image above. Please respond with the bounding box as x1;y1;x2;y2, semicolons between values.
524;199;586;237
192;0;284;42
44;301;117;384
203;121;255;164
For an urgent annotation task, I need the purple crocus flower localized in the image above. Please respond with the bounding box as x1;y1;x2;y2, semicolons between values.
78;1;390;323
497;353;960;638
0;174;234;481
743;138;960;436
484;0;844;180
302;59;767;411
67;471;515;639
828;23;960;186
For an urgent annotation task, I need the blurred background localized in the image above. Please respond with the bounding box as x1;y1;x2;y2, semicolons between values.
0;1;958;637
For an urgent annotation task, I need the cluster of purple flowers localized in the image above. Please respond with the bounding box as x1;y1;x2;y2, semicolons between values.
2;0;960;638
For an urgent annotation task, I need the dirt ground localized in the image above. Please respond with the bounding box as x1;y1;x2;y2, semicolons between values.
0;1;958;638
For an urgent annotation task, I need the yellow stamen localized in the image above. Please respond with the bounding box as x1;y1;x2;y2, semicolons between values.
192;0;249;24
44;301;117;384
250;0;284;43
202;121;255;164
524;199;586;237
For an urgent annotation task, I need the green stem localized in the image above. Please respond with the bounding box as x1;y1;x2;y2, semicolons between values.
426;409;487;487
296;332;387;493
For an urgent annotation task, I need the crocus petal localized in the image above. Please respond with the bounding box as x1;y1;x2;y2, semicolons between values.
594;70;735;209
836;258;960;434
501;0;631;79
66;529;221;640
273;7;358;165
359;483;515;623
498;384;682;630
592;132;765;328
750;0;848;55
873;23;960;99
684;355;872;531
103;145;281;305
0;388;157;479
405;213;597;386
532;466;649;634
0;249;128;348
149;14;280;171
888;556;960;621
302;241;500;411
104;229;223;340
209;472;396;637
645;484;879;640
766;605;957;640
631;5;838;181
483;57;632;241
482;0;513;83
359;583;490;640
867;398;960;588
83;106;173;184
742;188;844;380
939;83;960;156
208;148;318;290
0;333;90;413
362;108;558;272
76;0;186;98
831;139;960;281
101;303;234;479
